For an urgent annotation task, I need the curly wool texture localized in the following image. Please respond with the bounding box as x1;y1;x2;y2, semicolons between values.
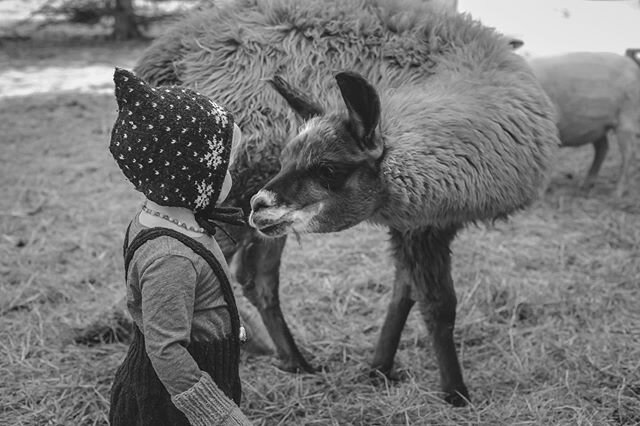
135;0;559;225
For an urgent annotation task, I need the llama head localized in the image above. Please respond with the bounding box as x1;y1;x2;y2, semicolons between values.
249;72;385;237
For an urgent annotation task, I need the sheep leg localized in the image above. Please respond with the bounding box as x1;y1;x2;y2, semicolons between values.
613;128;635;198
370;264;415;378
583;134;609;190
233;231;315;373
392;227;468;406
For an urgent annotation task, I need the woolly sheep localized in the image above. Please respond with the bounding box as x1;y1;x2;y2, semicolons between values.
529;51;640;196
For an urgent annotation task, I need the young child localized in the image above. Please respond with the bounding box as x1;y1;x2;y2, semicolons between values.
108;68;252;426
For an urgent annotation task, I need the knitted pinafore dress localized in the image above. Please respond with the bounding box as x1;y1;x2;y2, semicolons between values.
109;227;242;426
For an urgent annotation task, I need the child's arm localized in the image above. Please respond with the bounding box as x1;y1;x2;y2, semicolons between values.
140;255;252;426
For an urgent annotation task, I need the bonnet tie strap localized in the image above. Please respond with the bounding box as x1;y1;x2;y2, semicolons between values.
195;206;246;243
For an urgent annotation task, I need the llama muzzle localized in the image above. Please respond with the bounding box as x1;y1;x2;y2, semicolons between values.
249;190;292;237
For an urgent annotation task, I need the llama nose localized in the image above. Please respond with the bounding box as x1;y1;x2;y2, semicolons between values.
250;190;276;213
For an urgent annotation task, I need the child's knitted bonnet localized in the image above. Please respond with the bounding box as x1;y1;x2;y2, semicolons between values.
109;68;235;217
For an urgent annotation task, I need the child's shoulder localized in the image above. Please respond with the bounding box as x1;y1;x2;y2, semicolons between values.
126;216;226;274
129;233;204;268
128;214;206;260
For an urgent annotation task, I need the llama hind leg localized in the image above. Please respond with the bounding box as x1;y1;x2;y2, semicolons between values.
233;231;315;373
370;265;415;378
395;227;469;406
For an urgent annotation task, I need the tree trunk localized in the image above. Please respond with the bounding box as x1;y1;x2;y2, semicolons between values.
111;0;142;40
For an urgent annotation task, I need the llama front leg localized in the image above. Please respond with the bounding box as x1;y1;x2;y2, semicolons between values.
370;264;415;377
396;227;469;406
417;292;468;406
233;231;315;373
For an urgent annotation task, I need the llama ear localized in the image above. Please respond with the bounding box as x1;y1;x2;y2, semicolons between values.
335;71;382;155
267;76;324;121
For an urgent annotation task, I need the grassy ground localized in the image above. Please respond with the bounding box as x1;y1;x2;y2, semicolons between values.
1;33;639;426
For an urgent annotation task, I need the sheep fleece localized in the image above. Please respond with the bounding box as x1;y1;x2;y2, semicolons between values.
529;52;640;147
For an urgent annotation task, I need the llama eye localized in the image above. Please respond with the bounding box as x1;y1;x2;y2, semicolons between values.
317;165;335;180
313;163;352;190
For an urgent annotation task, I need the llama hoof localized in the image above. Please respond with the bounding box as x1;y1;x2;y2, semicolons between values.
443;388;470;407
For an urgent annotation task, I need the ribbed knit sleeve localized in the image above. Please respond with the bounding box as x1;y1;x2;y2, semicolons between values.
140;254;202;395
171;372;252;426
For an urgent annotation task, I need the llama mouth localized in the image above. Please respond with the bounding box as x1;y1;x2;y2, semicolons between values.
249;202;322;237
256;221;293;238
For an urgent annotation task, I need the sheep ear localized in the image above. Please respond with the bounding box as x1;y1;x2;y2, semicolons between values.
504;34;524;50
335;71;382;155
626;48;640;66
267;76;324;121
